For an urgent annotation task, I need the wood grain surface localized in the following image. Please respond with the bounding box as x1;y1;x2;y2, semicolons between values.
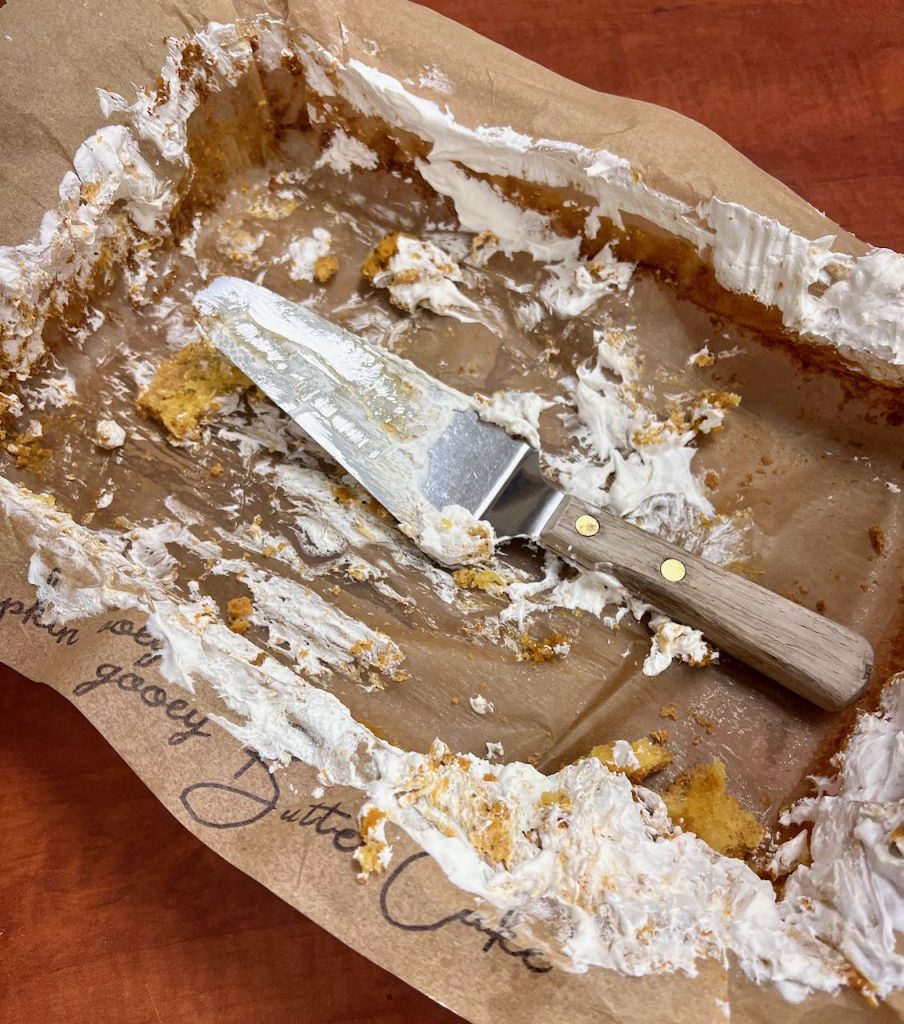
541;495;874;711
1;2;902;1022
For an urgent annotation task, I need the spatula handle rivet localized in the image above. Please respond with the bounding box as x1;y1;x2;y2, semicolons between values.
574;514;600;537
660;558;687;583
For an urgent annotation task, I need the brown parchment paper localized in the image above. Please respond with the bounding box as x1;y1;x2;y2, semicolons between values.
1;1;902;1022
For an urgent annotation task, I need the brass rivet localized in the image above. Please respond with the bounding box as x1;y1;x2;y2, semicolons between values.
575;514;600;537
660;558;687;583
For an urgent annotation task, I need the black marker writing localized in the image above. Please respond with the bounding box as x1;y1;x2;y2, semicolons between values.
0;595;79;645
74;663;211;745
181;753;279;829
97;618;164;668
381;852;553;974
280;802;364;853
279;802;553;975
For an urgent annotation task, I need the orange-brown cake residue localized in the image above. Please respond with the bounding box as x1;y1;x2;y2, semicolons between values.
518;631;568;663
226;595;254;635
313;254;339;283
868;525;887;556
355;806;388;875
663;759;765;859
136;339;250;440
452;567;507;593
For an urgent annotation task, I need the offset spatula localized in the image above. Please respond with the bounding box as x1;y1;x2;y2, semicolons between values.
195;276;873;711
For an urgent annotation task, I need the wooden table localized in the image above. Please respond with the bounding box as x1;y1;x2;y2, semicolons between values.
1;2;901;1021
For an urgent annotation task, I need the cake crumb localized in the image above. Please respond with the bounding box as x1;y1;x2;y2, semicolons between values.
452;567;507;593
209;462;224;477
227;595;254;635
588;735;672;783
361;232;407;281
8;420;50;471
469;229;499;265
688;345;715;368
469;800;514;867
868;524;886;555
691;710;717;735
663;759;765;858
538;789;573;813
136;340;250;440
660;704;678;720
518;631;569;663
355;806;388;876
313;254;339;283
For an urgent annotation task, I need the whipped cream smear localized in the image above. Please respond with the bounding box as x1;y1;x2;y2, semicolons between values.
0;15;901;1006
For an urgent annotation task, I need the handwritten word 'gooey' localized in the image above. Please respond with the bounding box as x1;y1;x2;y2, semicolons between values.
74;664;211;745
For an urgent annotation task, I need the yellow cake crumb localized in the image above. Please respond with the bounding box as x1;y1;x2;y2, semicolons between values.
452;567;507;593
469;800;514;867
660;705;678;720
538;789;573;813
361;232;408;281
226;596;254;635
518;631;568;663
136;340;250;440
663;759;765;858
313;254;339;283
355;807;388;876
209;461;224;477
588;735;672;783
8;423;50;471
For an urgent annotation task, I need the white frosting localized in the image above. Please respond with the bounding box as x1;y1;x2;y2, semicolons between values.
767;830;809;880
643;614;717;676
284;227;332;281
369;234;480;321
404;502;495;566
4;14;901;388
475;390;555;449
469;694;494;716
94;418;126;450
314;128;379;175
611;738;641;770
323;52;902;376
781;678;904;998
538;245;634;318
547;328;734;536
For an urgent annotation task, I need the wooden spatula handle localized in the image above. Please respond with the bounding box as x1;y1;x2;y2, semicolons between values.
540;494;873;711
